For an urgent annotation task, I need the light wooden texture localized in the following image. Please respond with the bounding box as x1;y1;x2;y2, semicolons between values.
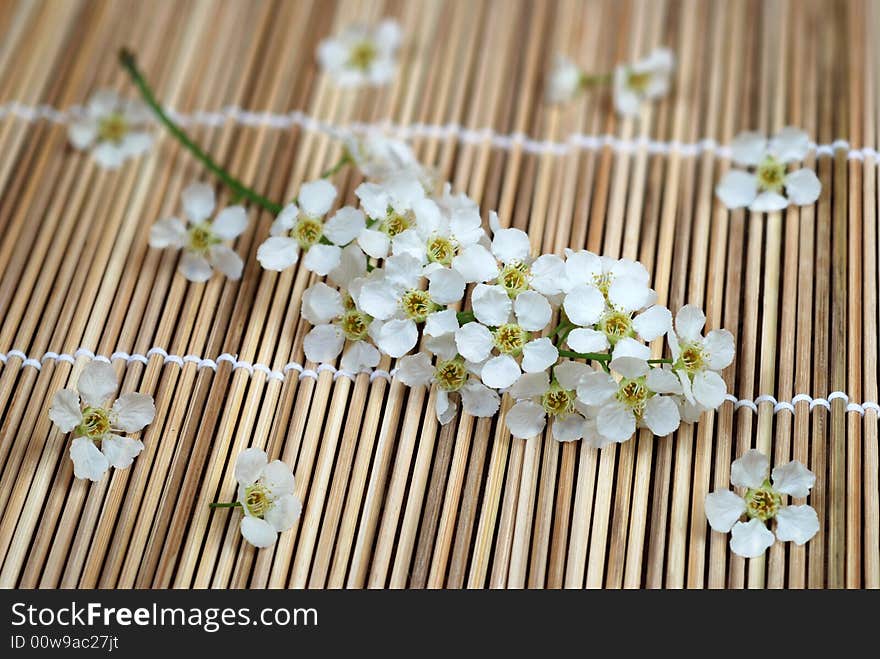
0;0;877;589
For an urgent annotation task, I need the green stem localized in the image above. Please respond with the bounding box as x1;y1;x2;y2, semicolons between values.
319;154;352;179
648;358;674;365
209;501;242;509
580;72;614;86
119;49;282;215
557;350;611;361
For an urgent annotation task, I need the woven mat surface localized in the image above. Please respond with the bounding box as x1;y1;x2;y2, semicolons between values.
0;0;877;588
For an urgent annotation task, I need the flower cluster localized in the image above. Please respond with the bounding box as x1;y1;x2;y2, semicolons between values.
705;450;819;557
49;361;155;481
272;133;735;446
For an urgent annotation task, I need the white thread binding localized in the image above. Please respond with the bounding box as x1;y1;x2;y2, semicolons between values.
0;347;876;415
1;101;878;162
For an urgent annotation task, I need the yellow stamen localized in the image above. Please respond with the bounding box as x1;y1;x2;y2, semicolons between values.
756;155;786;193
434;358;468;392
348;41;378;71
97;112;129;143
244;483;272;518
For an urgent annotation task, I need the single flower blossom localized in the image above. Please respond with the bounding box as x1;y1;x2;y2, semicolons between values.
149;183;248;282
317;19;402;87
505;361;594;441
355;173;431;259
575;339;682;447
715;127;821;211
546;55;584;104
705;449;819;558
614;48;674;116
234;448;302;548
257;179;349;273
68;89;153;168
342;130;431;185
48;361;155;481
667;304;734;414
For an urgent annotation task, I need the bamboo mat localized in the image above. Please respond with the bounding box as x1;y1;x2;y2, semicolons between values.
0;0;877;589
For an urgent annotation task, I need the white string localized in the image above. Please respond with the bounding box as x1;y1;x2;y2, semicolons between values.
2;347;878;415
1;101;877;161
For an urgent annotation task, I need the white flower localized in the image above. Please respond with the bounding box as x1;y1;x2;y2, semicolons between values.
317;19;401;87
613;48;674;116
342;131;430;185
355;173;430;260
68;89;153;168
546;55;583;104
48;361;155;481
257;179;352;273
575;339;682;446
150;183;248;282
396;352;500;424
234;448;302;548
301;282;380;373
705;449;819;558
505;361;594;441
667;305;734;413
715;127;821;211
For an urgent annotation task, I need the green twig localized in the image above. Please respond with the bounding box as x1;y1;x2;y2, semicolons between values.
319;154;352;179
647;358;674;365
557;350;611;361
208;501;242;509
119;49;282;215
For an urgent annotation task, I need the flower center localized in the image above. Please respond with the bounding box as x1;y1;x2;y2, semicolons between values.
541;383;575;417
244;483;272;518
400;289;435;322
426;235;457;266
677;343;705;374
756;156;786;193
77;406;112;441
348;41;378;71
293;216;324;249
745;483;781;521
340;309;371;341
493;323;529;356
616;378;649;417
433;358;468;392
187;223;220;254
626;70;653;93
592;272;613;297
598;309;633;344
499;261;530;298
97;112;129;143
380;211;413;237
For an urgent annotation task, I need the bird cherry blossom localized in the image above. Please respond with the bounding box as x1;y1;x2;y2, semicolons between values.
317;19;402;87
614;48;675;117
150;183;248;282
233;448;302;548
49;361;155;481
546;55;585;104
715;127;821;211
341;130;430;185
506;361;594;441
705;449;819;558
69;89;153;168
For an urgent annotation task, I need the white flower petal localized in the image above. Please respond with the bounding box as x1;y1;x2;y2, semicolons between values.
178;252;213;282
576;371;617;406
562;285;605;327
768;127;810;163
211;205;248;240
508;371;550;400
611;337;651;362
340;341;380;373
235;447;268;486
771;460;816;498
472;284;512;326
774;505;820;545
563;250;602;289
491;227;531;263
101;434;144;469
209;245;244;280
91;142;127;169
546;55;583;104
749;191;789;213
149;218;188;249
303;324;345;363
729;519;775;558
633;305;672;341
435;389;458;425
674;304;706;342
506;401;546;439
784;169;821;206
455;322;494;363
303;243;342;276
329;243;368;287
271;204;299;236
425;334;458;361
77;361;117;407
715;170;759;209
181;182;216;223
645;368;682;394
704;329;736;370
49;389;82;432
521;338;558;373
566;328;609;354
554;361;592;390
240;517;278;548
427;268;466;305
370;318;418;358
357;228;391;259
481;355;521;389
730;449;770;489
70;437;110;481
424;309;459;337
692;370;727;409
608;276;653;313
265;493;302;533
514;290;552;331
460;380;501;417
301;282;344;325
68;119;97;150
705;490;746;533
298;179;337;217
87;89;120;117
262;460;296;497
642;395;680;436
610;356;650;380
323;206;365;246
112;393;155;432
396;353;435;387
452;244;499;283
552;414;586;442
529;254;566;295
357;278;400;320
729;131;767;167
596;401;636;443
257;236;301;271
